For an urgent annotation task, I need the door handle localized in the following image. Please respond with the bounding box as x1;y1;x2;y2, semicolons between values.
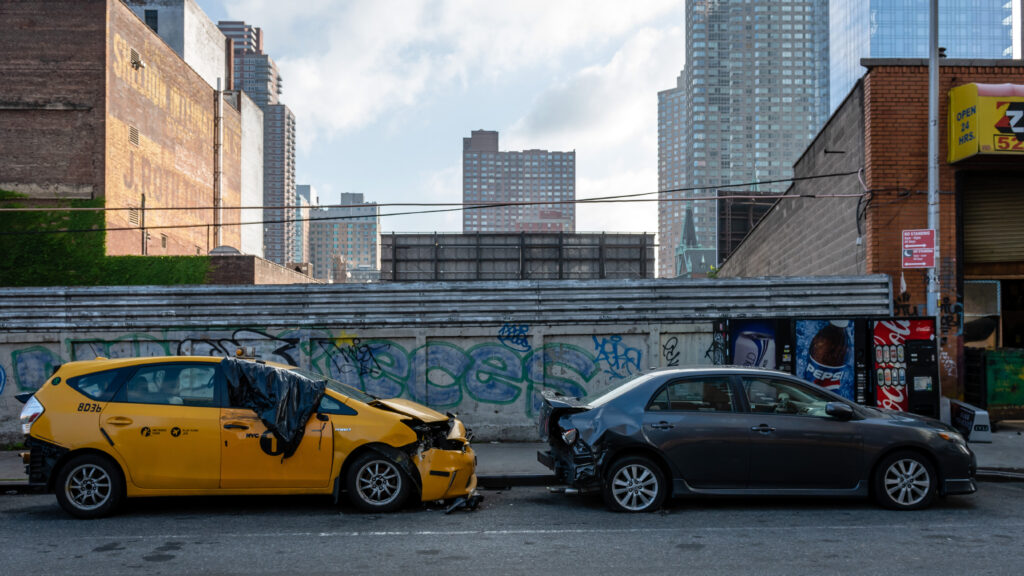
223;423;250;430
751;424;776;433
105;417;133;426
651;421;675;430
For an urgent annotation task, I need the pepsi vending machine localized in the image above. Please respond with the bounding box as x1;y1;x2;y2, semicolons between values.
792;319;870;403
729;319;795;374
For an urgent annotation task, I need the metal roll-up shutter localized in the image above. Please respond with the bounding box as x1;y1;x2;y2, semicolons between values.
964;186;1024;263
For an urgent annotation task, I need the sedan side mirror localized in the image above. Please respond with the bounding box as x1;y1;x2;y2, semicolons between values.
825;402;855;421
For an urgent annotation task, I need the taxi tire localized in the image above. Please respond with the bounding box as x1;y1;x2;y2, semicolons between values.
346;453;412;513
54;454;124;519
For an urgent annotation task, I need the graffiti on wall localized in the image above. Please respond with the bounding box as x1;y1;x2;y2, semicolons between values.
893;292;920;317
7;328;645;417
662;336;681;367
497;324;531;352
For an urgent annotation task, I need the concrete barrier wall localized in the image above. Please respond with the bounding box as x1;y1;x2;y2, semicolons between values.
0;323;713;442
0;275;892;443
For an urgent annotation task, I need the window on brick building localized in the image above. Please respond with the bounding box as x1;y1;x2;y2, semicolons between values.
144;10;158;33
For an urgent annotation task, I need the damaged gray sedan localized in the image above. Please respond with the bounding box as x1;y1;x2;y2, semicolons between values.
538;367;976;512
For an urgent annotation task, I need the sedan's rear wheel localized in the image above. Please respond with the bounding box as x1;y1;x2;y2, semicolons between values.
54;454;124;519
873;451;937;510
603;456;667;513
346;453;411;513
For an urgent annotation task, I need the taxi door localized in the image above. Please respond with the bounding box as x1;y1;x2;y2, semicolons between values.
102;363;221;490
220;402;333;489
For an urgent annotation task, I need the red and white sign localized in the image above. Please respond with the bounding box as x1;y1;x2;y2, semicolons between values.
902;229;935;269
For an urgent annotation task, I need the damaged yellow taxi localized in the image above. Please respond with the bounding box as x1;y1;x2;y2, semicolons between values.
18;356;479;518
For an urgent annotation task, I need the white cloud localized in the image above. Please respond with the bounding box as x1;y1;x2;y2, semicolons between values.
223;0;681;147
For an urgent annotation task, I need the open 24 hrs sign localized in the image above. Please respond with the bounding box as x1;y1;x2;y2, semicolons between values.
902;229;935;269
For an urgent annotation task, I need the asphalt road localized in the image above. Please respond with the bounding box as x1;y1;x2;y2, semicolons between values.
2;483;1023;576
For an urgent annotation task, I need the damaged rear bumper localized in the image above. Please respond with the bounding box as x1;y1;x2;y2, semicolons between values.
537;446;602;491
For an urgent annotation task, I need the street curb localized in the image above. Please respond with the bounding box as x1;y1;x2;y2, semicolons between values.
478;474;558;489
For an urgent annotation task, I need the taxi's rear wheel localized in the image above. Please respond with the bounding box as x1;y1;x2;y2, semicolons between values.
54;454;124;519
346;453;411;513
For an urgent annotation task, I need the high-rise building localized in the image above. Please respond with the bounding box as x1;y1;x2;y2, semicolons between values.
657;0;829;278
462;130;575;233
218;20;296;266
829;1;1019;112
292;184;318;265
308;193;380;282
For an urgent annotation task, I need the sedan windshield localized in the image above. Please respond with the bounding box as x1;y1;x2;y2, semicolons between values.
587;372;661;407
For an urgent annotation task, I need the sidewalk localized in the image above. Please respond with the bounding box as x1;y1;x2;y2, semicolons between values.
3;423;1022;489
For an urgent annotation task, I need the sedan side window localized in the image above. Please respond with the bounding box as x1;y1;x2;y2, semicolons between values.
123;364;218;407
648;377;735;413
743;377;832;417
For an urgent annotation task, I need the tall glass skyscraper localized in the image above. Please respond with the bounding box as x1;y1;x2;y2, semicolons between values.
829;1;1018;112
657;0;830;277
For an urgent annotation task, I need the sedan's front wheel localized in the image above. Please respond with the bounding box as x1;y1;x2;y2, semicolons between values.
873;451;937;510
346;453;412;513
603;456;667;513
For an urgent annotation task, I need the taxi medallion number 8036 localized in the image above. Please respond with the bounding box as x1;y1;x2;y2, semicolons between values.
77;402;102;413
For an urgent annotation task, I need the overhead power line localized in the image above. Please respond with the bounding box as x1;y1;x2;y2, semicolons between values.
0;170;864;237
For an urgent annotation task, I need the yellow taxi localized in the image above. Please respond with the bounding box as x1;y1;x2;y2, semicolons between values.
18;355;478;518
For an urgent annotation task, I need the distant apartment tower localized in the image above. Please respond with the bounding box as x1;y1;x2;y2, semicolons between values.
829;1;1019;113
292;184;318;265
218;20;296;265
462;130;575;233
308;193;381;282
657;0;829;278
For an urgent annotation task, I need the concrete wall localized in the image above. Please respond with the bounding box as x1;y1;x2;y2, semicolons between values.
126;0;228;91
718;82;867;277
0;276;892;443
0;0;107;199
239;92;264;257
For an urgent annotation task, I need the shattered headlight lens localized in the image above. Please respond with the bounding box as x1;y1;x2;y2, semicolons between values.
561;428;578;446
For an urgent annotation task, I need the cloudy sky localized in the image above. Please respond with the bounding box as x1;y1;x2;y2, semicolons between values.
198;0;686;233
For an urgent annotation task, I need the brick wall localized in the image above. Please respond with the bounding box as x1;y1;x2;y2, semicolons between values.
208;255;322;285
105;0;242;256
718;82;867;277
0;0;107;198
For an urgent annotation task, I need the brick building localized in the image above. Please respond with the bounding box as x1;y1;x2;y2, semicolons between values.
0;0;250;256
719;59;1024;397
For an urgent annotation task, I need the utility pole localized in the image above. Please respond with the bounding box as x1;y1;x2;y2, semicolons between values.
926;0;940;321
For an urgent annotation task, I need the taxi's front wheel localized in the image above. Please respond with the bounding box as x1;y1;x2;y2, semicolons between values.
346;453;411;513
54;454;124;519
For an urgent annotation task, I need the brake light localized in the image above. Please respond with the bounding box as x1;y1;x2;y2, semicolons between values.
20;396;44;435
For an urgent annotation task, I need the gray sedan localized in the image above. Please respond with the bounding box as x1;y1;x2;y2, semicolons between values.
537;367;976;512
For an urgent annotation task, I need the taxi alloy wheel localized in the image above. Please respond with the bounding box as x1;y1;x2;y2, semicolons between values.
55;454;124;519
346;453;411;513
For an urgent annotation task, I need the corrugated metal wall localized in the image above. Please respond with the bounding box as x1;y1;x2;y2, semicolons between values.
0;275;892;441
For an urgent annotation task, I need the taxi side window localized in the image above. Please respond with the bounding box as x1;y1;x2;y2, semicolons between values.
121;364;219;407
67;369;127;402
318;395;357;416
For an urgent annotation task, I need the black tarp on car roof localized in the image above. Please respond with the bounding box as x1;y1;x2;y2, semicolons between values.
220;358;326;459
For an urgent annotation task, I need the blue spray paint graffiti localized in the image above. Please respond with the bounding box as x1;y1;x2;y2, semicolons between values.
0;365;6;396
497;324;531;352
9;330;644;416
592;335;642;379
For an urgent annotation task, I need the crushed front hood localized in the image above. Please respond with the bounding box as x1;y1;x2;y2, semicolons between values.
375;398;449;423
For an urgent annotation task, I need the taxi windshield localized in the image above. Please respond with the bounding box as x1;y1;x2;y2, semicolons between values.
290;368;377;404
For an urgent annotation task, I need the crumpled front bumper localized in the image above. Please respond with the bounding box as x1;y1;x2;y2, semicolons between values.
416;445;478;501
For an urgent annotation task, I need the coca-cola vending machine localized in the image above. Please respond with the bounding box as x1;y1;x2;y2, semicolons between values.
871;318;940;417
